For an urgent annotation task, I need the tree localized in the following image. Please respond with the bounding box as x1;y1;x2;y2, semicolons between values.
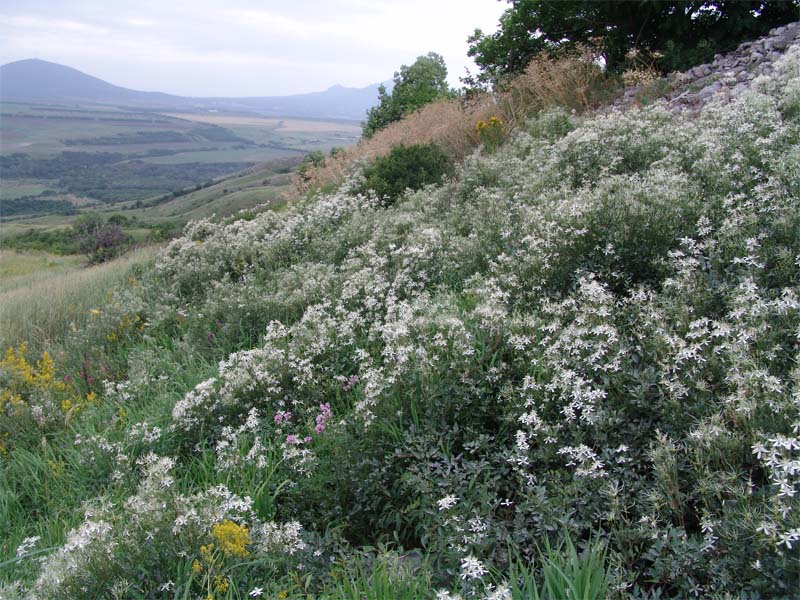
467;0;800;83
363;52;453;138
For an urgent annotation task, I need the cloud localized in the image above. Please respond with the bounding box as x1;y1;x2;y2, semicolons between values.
0;0;506;96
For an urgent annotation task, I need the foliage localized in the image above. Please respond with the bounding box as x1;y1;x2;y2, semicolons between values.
363;52;453;138
72;212;133;264
0;152;254;203
298;150;327;183
359;143;452;204
0;196;75;218
509;536;611;600
0;228;79;255
299;51;614;194
2;46;800;600
467;0;800;85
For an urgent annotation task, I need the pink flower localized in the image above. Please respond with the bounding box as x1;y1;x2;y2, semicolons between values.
343;375;359;391
285;434;299;445
274;411;292;424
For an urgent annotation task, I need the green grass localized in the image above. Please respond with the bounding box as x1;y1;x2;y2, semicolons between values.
0;182;54;200
0;246;158;348
0;250;83;293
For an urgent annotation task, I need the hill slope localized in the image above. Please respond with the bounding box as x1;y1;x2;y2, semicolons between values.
2;43;799;600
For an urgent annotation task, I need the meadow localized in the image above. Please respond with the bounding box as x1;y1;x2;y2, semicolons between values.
1;46;799;600
0;247;159;348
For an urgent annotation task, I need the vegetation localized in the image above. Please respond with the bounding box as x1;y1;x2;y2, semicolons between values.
0;196;75;218
0;247;158;348
359;143;452;204
0;152;255;203
467;0;800;84
1;38;799;599
72;213;133;264
300;50;614;193
363;52;453;138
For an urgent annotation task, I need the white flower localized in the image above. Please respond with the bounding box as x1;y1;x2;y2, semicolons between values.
437;494;458;511
15;536;40;557
460;555;487;580
485;584;512;600
249;587;264;597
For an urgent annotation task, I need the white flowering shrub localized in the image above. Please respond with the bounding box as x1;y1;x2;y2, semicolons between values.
5;46;800;600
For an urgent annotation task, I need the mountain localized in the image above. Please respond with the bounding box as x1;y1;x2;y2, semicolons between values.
0;59;181;105
0;58;384;120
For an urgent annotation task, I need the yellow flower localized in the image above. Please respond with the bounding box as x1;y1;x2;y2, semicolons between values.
200;543;215;561
211;520;251;558
192;559;203;574
213;575;229;593
90;308;101;316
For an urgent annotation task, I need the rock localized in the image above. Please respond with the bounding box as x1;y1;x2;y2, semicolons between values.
697;84;718;99
773;37;790;50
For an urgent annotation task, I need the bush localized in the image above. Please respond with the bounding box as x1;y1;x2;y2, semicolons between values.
359;144;452;204
72;212;132;264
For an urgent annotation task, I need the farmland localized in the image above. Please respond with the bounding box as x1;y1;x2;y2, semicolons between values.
0;100;360;221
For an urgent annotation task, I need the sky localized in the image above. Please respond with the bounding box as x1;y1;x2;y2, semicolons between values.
0;0;508;97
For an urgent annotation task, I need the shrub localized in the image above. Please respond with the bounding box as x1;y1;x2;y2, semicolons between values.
359;143;452;204
72;212;132;264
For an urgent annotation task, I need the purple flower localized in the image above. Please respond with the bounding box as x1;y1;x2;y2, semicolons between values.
343;374;359;391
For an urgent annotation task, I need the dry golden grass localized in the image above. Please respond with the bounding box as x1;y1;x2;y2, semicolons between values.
298;49;618;193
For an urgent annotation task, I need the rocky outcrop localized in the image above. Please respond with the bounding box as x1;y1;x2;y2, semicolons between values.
615;21;800;112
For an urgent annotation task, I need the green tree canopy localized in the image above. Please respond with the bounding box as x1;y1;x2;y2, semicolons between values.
468;0;800;83
363;52;453;138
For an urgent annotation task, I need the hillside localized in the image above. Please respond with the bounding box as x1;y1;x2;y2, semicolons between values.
0;59;181;105
1;33;800;600
0;59;384;120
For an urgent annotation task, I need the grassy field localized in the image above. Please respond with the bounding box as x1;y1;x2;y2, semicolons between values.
0;250;83;293
0;246;158;348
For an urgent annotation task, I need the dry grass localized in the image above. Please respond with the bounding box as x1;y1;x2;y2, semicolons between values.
298;49;618;193
0;246;159;348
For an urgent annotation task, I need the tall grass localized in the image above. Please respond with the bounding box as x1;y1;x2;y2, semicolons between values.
0;246;159;348
299;48;617;193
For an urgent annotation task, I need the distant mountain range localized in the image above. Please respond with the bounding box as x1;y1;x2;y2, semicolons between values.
0;58;385;121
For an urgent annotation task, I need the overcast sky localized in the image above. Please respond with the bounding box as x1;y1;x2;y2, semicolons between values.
0;0;507;97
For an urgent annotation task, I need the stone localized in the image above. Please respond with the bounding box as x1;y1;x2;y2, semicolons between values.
773;37;790;50
697;84;718;99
